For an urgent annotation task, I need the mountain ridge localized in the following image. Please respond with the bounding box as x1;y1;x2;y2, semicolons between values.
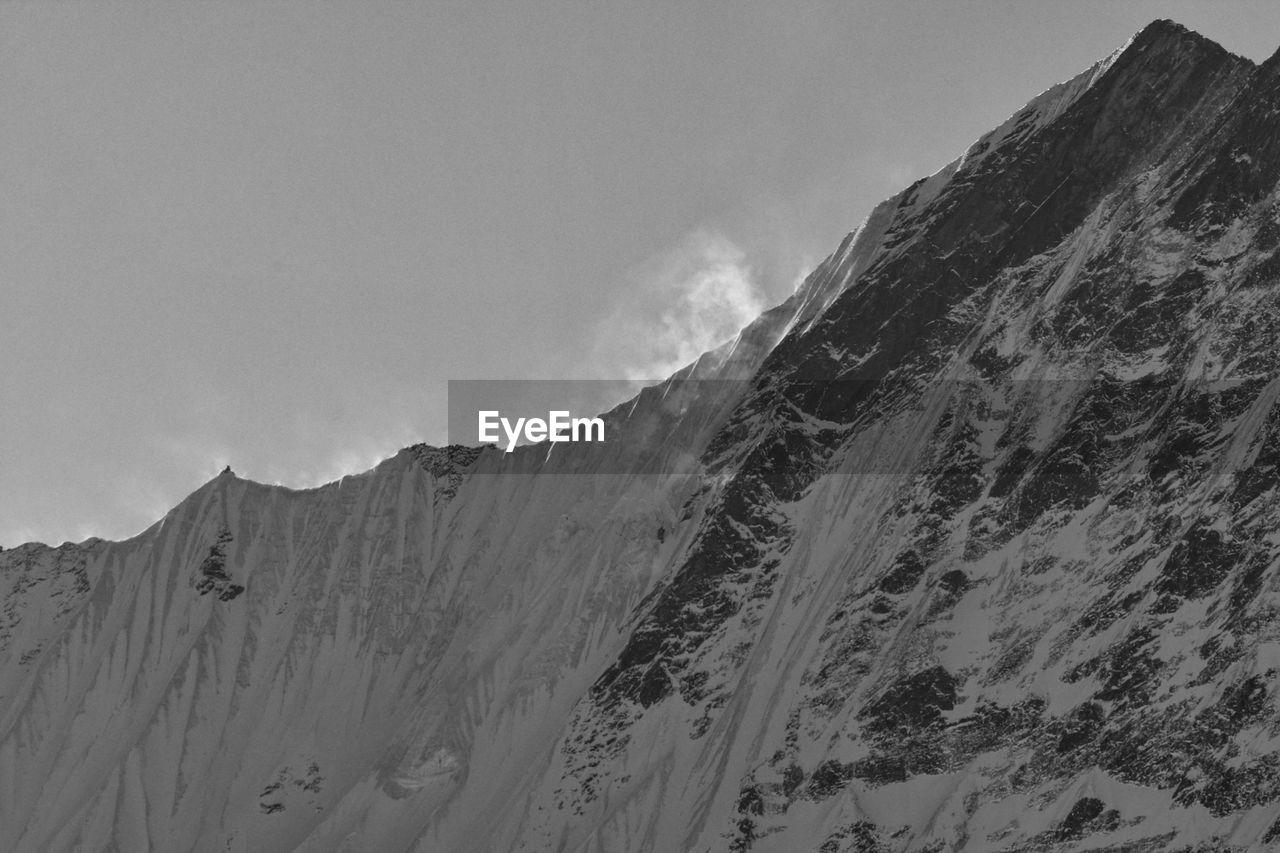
8;19;1280;852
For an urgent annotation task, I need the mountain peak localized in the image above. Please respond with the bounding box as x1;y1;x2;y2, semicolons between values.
1136;17;1190;39
1124;18;1246;64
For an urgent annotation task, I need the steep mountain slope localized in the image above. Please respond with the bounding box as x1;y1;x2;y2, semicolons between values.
7;19;1280;852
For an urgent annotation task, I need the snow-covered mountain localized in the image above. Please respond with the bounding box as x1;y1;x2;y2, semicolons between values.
9;19;1280;851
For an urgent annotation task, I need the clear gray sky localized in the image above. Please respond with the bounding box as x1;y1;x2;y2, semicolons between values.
4;1;1280;546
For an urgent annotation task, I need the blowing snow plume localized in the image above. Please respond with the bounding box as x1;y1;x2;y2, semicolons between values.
593;229;768;381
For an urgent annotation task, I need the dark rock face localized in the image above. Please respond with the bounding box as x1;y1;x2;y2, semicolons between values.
194;526;243;601
407;443;481;502
555;21;1280;852
860;666;958;735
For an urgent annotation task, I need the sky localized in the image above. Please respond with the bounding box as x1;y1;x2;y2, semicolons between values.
5;1;1280;546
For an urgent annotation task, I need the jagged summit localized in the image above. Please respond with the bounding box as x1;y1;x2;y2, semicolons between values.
1132;18;1231;53
1102;19;1253;74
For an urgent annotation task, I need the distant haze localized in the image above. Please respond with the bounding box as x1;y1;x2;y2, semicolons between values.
5;1;1280;546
